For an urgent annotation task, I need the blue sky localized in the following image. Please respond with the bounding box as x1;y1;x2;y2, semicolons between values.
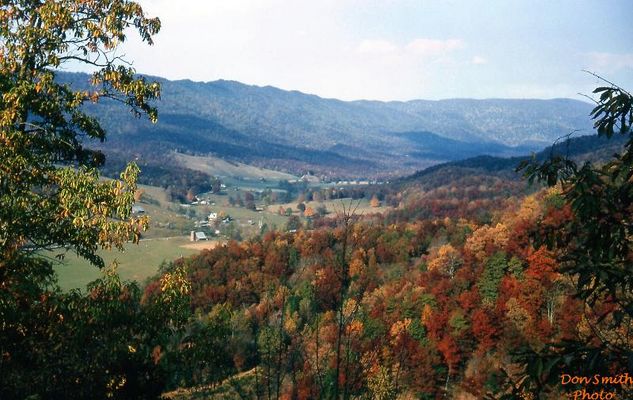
118;0;633;101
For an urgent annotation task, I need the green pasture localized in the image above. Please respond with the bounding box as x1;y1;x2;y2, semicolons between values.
51;237;198;291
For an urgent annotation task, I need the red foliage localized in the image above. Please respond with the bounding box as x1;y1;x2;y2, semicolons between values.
458;289;480;313
313;265;342;310
558;297;582;340
526;247;557;281
437;335;461;372
471;309;498;353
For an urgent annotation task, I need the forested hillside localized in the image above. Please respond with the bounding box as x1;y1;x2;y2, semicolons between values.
59;72;594;177
146;169;627;399
397;132;629;190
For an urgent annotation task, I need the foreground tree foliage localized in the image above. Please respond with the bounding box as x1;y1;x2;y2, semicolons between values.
0;1;173;398
517;79;633;395
4;269;163;398
0;0;160;267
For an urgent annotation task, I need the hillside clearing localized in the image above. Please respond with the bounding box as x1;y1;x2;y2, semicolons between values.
174;152;297;180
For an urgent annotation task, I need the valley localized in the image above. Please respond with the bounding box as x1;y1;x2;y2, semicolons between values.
53;130;621;293
59;71;595;179
4;2;632;399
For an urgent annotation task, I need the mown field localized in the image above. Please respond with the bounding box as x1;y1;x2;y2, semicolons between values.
163;368;258;400
51;237;211;291
276;197;388;216
173;152;298;181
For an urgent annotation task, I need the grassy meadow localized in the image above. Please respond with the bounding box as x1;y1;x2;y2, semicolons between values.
276;197;387;217
50;182;289;290
51;237;205;291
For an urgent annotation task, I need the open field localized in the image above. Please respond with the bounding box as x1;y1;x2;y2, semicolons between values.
174;152;297;181
51;236;203;291
138;184;292;237
276;197;389;216
163;368;258;400
214;204;289;228
134;184;196;239
179;240;222;250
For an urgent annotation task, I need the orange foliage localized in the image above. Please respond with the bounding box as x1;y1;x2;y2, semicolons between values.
464;223;509;261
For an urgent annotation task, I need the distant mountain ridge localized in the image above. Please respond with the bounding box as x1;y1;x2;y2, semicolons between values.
61;72;595;178
397;133;627;189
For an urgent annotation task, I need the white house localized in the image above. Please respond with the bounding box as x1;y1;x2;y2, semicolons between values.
131;205;145;214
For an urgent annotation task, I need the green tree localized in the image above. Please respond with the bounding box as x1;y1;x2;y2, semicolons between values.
0;267;169;399
517;77;633;395
285;215;302;231
0;0;162;397
0;0;160;273
477;251;506;306
211;177;222;194
166;304;235;390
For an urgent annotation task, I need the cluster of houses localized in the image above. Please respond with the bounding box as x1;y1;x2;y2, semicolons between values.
288;173;321;184
189;198;215;206
191;211;233;241
286;173;386;187
335;180;384;186
194;211;232;227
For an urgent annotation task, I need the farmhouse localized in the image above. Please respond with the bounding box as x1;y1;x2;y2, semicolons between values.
131;205;145;214
300;173;320;183
190;231;209;241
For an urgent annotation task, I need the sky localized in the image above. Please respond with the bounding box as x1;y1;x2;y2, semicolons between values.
110;0;633;101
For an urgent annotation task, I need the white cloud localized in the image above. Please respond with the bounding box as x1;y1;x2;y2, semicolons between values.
356;39;398;54
61;0;633;101
405;38;464;57
585;52;633;73
355;38;464;59
471;55;488;65
113;1;621;101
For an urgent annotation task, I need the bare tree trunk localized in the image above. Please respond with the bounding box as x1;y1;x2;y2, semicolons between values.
275;294;286;400
444;371;450;395
254;337;262;400
267;359;272;400
334;302;345;400
333;201;358;400
342;323;353;400
315;315;324;400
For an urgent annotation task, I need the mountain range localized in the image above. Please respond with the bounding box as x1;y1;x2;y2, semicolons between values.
397;132;627;191
62;72;596;178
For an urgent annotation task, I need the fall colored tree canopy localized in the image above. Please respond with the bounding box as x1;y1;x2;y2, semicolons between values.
143;183;624;399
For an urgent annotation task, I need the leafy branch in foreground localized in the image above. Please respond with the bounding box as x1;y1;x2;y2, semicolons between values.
1;1;164;398
1;0;160;275
516;76;633;393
